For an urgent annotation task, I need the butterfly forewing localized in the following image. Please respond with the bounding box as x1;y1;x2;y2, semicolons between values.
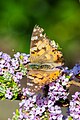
30;25;64;66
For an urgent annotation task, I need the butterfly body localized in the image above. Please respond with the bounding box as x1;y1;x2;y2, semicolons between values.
27;25;64;93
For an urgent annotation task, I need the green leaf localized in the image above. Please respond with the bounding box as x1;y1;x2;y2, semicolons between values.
0;76;4;80
66;75;71;79
68;116;73;120
0;85;6;93
0;76;5;83
16;109;19;115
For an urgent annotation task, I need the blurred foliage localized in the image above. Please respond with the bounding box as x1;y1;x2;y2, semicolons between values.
0;0;80;67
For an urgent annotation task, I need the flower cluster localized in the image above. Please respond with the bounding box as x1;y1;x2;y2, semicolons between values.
64;64;80;79
0;52;29;100
71;64;80;76
48;74;69;104
10;91;63;120
10;72;70;120
10;91;80;120
67;92;80;120
0;50;80;120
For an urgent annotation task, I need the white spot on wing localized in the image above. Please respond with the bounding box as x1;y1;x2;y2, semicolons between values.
30;47;37;52
35;86;38;88
27;76;34;79
31;36;38;41
33;28;37;32
50;40;57;47
27;83;33;86
40;34;43;37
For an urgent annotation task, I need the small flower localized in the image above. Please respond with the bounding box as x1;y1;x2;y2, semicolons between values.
5;88;13;99
14;52;21;58
48;77;69;102
0;59;5;68
12;75;20;83
11;58;19;69
9;67;15;74
2;53;11;62
4;62;10;69
22;87;35;97
49;105;63;120
36;106;45;116
72;64;80;75
16;72;23;80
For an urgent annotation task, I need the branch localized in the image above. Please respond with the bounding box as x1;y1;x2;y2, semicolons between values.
67;80;80;88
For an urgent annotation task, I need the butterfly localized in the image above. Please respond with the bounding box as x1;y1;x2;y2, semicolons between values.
27;25;64;93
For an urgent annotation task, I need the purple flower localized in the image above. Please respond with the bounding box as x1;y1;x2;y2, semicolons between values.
69;92;80;120
48;79;69;102
16;72;23;80
72;91;80;100
22;88;35;97
22;54;30;64
35;106;45;116
72;64;80;75
12;75;20;83
4;62;10;69
5;89;13;99
65;64;80;79
11;58;19;69
0;52;29;100
9;67;15;74
14;52;21;58
2;53;11;62
14;52;30;64
36;99;44;107
0;59;5;68
49;105;63;120
48;99;55;108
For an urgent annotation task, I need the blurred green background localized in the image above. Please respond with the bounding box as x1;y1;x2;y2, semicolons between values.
0;0;80;68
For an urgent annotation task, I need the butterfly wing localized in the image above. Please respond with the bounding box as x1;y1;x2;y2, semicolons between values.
27;68;61;93
30;25;64;67
27;25;63;93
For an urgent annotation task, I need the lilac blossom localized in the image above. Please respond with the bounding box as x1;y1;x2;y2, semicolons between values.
14;52;30;65
10;70;70;119
5;88;13;99
22;87;35;97
72;64;80;76
0;52;29;100
15;72;23;80
1;53;11;62
64;64;80;79
49;105;63;120
68;92;80;120
11;58;19;69
14;52;21;58
12;75;20;83
1;51;80;119
48;74;69;102
12;87;64;120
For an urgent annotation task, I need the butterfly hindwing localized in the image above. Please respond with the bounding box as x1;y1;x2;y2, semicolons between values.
27;68;61;92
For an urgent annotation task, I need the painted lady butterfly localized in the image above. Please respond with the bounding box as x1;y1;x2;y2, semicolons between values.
27;25;64;93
